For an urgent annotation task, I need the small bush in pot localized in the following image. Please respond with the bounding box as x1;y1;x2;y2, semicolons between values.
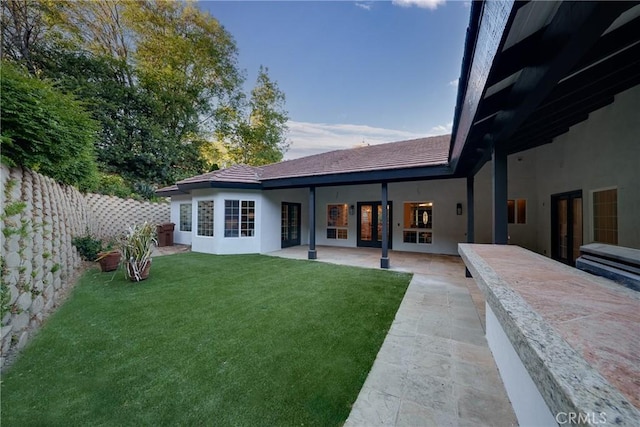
95;243;121;272
121;222;157;282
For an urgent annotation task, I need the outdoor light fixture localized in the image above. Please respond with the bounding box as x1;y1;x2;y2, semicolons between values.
349;204;355;215
457;203;463;215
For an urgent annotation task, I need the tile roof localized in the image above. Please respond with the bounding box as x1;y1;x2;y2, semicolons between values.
177;164;262;186
260;135;450;181
158;135;451;194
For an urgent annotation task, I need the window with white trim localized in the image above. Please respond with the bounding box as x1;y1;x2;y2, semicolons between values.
179;203;192;232
197;200;214;236
225;200;255;237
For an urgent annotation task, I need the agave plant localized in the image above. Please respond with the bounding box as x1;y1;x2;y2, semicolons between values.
121;222;157;282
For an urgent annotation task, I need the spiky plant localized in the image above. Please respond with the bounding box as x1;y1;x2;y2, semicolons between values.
121;222;157;282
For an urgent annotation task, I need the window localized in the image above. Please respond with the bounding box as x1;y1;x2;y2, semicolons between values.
403;202;432;244
197;200;214;236
241;201;255;237
179;203;192;232
327;204;348;239
593;188;617;244
225;200;255;237
508;199;527;224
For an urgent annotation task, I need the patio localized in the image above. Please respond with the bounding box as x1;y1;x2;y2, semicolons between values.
267;246;517;426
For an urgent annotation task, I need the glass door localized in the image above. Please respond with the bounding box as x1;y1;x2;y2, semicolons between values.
551;191;582;266
357;202;392;248
281;202;301;248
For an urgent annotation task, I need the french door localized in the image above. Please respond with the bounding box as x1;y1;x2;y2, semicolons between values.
281;202;301;248
551;190;583;266
357;202;392;248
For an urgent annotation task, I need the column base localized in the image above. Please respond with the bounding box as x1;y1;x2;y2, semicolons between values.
308;250;317;260
380;257;390;269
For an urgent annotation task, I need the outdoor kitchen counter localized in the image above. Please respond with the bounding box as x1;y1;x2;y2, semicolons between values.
458;244;640;426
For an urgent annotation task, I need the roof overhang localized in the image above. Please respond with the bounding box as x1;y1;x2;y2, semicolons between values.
261;164;454;189
451;0;640;176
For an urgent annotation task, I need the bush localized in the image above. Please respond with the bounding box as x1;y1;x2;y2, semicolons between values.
95;173;134;199
72;234;104;261
0;61;99;191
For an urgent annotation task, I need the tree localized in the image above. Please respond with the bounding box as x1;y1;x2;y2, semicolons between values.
0;62;99;191
218;66;289;166
1;0;55;73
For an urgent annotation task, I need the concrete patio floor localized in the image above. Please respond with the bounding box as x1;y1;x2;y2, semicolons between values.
268;245;517;426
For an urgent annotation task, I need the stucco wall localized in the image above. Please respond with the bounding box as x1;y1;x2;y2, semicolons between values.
474;84;640;253
187;188;263;255
313;181;467;255
0;166;169;367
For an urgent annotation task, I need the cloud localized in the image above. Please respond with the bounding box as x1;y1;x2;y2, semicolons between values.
355;2;372;11
448;78;459;88
392;0;446;10
284;121;448;160
429;121;453;134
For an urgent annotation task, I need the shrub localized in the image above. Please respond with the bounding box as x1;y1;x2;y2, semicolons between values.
0;61;99;191
95;173;133;199
72;234;103;261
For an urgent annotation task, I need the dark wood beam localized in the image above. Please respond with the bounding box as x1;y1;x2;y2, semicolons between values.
491;1;635;147
308;186;317;260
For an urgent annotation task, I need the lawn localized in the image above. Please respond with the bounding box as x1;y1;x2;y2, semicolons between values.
1;253;411;426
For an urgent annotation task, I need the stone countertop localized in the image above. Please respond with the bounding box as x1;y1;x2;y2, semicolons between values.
458;244;640;426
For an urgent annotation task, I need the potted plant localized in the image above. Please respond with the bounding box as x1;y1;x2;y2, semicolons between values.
121;222;157;282
96;242;121;272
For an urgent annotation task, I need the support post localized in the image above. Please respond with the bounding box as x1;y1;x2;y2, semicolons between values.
381;182;389;269
466;175;475;277
308;186;317;259
492;143;508;244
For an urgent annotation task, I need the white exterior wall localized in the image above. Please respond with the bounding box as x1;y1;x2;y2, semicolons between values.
486;304;557;427
261;188;309;253
170;194;193;245
474;85;640;253
314;179;467;255
188;188;263;255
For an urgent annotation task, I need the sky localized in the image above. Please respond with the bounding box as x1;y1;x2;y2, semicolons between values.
197;0;471;159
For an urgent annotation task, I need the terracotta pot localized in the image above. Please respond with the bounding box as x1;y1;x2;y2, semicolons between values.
97;251;121;272
126;259;152;282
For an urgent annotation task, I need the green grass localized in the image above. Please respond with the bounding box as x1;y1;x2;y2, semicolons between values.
1;253;411;426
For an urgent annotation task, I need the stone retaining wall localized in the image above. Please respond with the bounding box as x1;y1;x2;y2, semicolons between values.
1;165;169;367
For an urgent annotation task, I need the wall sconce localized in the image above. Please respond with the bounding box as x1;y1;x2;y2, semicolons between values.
456;203;463;216
349;204;355;216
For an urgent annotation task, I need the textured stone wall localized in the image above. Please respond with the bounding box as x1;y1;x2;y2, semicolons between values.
1;166;169;367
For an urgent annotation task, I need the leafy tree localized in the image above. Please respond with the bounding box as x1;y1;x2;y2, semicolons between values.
2;0;289;196
0;61;99;191
218;66;290;166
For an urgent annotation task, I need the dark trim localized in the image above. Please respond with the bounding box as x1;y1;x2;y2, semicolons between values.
281;202;301;248
489;2;633;146
177;181;262;191
308;187;317;260
449;0;519;174
550;190;583;266
381;183;390;269
492;144;508;244
261;165;453;189
155;189;188;197
357;201;393;249
465;174;475;278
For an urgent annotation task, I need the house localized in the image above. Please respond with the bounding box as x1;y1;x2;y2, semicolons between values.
157;0;640;268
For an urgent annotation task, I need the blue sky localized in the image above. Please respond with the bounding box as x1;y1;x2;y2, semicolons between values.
197;1;470;159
